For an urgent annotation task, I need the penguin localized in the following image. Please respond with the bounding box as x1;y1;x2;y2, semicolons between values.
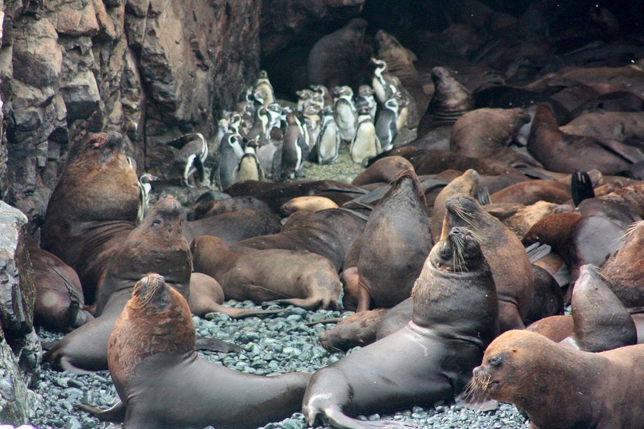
245;105;271;144
296;89;314;112
217;133;244;190
355;84;377;121
311;84;333;107
314;106;341;165
136;172;158;223
350;105;382;164
394;92;409;132
280;112;309;180
303;104;322;150
166;133;209;187
371;58;399;105
233;139;265;183
333;86;357;143
255;70;275;106
375;97;399;151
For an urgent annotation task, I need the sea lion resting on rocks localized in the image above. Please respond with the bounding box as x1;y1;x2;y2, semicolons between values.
472;329;644;429
303;227;498;428
79;274;310;429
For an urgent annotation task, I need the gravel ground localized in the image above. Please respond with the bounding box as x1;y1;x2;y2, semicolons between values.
26;145;530;429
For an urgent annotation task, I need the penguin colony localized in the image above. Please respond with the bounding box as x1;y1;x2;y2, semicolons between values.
27;6;644;429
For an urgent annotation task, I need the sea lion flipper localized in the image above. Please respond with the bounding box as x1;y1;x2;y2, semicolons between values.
571;170;595;206
594;138;644;164
324;408;417;429
525;242;552;264
75;401;126;422
271;297;325;311
204;306;284;319
455;389;499;412
195;336;243;353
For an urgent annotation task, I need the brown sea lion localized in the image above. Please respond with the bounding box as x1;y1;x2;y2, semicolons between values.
181;208;281;245
443;194;534;331
502;201;571;241
576;183;644;228
472;329;644;429
280;196;338;216
418;66;474;136
356;169;432;311
319;309;388;353
30;247;94;333
187;194;275;220
601;221;644;307
42;131;139;303
430;169;481;241
527;102;644;176
450;107;536;166
192;236;341;310
351;156;414;187
79;273;310;429
303;227;498;428
490;180;572;205
560;111;644;146
44;196;237;373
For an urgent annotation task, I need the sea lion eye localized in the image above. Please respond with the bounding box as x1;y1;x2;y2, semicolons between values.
152;219;162;226
489;355;504;367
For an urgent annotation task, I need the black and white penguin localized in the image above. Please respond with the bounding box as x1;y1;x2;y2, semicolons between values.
166;132;209;187
371;58;399;105
280;112;310;180
350;105;382;164
136;173;158;223
333;86;357;143
355;85;377;122
233;139;265;183
255;70;275;106
303;104;322;150
217;133;244;190
314;106;340;165
376;97;399;151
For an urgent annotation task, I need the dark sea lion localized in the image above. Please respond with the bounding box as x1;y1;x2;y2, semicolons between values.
418;66;474;136
192;236;341;310
187;194;274;220
443;195;534;331
307;18;368;91
430;169;480;241
472;329;644;429
351;156;414;187
560;111;644;146
450;107;536;166
181;208;281;244
527;102;644;176
225;180;365;213
30;247;94;332
525;265;564;326
340;266;360;311
356;169;432;311
576;182;644;227
491;180;572;205
303;227;498;428
601;221;644;307
42;131;139;303
80;273;311;429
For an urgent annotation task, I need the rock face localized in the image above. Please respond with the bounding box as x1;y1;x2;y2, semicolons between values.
0;201;40;424
1;0;262;241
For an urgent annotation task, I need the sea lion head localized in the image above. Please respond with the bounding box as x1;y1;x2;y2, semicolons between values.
430;226;484;273
141;195;183;234
86;131;127;165
131;273;173;315
443;194;485;232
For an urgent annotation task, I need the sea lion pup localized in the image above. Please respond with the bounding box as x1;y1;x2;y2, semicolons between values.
303;227;498;428
601;221;644;308
42;131;139;303
472;330;644;429
191;235;341;310
527;102;644;176
443;195;534;331
30;247;94;332
181;208;281;244
356;169;432;311
450;107;536;166
79;274;310;429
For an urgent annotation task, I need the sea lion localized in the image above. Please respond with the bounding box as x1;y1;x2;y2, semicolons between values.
318;309;388;353
192;236;341;310
527;102;644;176
30;247;94;332
181;208;281;245
450;108;535;166
42;131;139;303
430;169;480;242
525;265;564;326
502;201;571;241
303;227;498;428
472;329;644;429
356;169;432;311
351;156;414;187
79;273;310;429
280;196;339;216
307;18;368;91
44;196;237;373
560;111;644;145
187;194;275;220
443;194;534;331
601;221;644;307
490;180;572;205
